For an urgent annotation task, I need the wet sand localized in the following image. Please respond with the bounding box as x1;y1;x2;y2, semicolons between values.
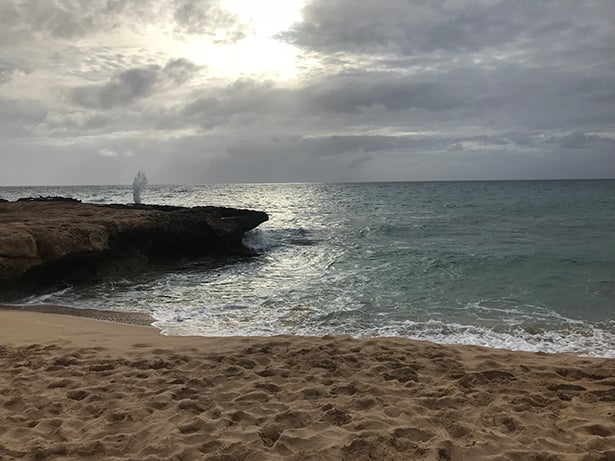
1;308;614;460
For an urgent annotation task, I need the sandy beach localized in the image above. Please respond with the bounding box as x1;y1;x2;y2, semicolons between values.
1;309;614;461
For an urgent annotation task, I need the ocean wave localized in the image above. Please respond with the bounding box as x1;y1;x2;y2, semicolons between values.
242;227;317;251
149;304;615;358
369;320;615;358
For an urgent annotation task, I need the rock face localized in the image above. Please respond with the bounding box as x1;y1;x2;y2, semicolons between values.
0;199;268;291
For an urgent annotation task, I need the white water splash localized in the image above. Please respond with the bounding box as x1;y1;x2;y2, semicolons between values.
132;171;148;204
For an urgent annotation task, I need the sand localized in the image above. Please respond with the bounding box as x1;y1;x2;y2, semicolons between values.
0;310;614;461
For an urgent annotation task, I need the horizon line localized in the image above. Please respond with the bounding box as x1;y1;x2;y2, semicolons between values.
1;177;614;188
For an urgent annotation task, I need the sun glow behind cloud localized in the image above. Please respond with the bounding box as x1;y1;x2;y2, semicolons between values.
176;0;304;79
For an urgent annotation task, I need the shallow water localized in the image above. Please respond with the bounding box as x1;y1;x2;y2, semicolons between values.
2;180;614;357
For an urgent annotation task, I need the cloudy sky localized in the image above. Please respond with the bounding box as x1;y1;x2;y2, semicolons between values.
1;0;614;185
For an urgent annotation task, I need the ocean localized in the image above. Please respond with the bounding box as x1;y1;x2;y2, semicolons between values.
1;180;614;357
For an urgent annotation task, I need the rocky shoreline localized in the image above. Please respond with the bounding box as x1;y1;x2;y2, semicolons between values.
0;197;268;293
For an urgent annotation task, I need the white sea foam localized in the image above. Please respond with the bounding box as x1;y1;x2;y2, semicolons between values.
369;320;615;358
242;229;272;251
148;303;615;358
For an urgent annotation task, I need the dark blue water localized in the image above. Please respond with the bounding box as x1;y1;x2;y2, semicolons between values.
2;180;614;356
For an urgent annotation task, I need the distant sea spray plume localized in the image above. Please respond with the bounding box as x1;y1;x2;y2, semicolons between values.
132;171;148;204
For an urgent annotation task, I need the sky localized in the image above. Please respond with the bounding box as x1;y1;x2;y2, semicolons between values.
1;0;614;185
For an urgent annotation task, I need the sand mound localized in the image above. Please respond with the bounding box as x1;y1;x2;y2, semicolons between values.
1;311;614;460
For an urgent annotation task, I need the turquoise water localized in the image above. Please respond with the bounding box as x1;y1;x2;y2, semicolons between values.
2;180;614;356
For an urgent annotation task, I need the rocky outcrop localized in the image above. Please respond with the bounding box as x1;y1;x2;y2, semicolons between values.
0;199;268;291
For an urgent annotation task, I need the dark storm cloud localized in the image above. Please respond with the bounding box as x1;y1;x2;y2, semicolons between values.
278;0;615;138
182;79;295;122
175;59;614;136
69;59;200;109
305;74;462;113
70;67;159;109
283;0;614;57
180;74;461;129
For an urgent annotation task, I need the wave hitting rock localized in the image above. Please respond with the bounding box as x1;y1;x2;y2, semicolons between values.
0;310;614;460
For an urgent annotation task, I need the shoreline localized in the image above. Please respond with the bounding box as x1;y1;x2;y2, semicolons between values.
0;303;154;326
3;303;613;359
1;309;614;460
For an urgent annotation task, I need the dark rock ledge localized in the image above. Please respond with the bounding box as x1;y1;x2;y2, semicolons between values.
0;198;268;292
